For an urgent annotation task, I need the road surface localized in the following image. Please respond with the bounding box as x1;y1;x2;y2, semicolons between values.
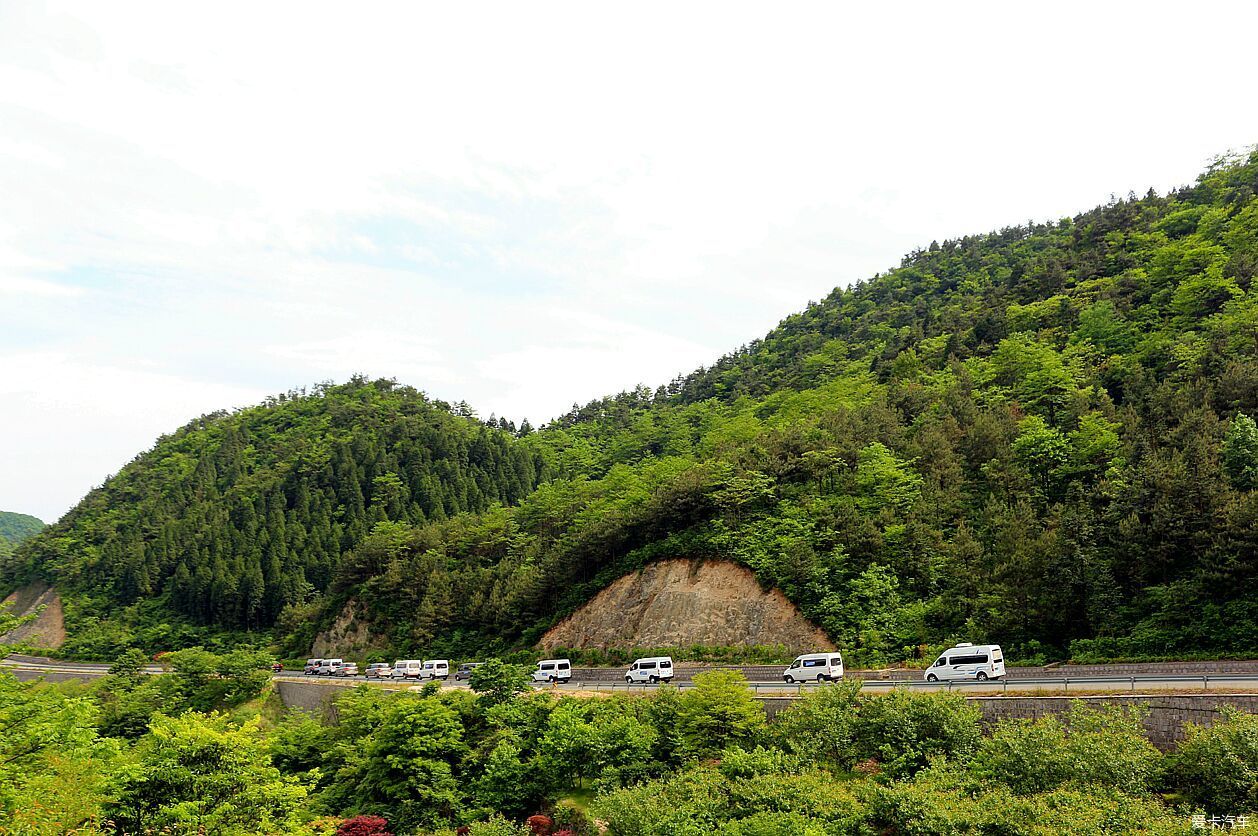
6;655;1257;695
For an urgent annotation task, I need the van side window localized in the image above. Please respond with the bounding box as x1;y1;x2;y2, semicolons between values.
830;658;842;666
660;660;672;668
642;661;656;669
803;658;824;668
541;664;554;671
558;662;570;670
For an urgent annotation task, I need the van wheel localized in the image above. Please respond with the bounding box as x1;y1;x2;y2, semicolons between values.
649;675;658;683
927;674;938;682
784;675;794;684
625;676;632;684
548;675;557;683
976;672;988;681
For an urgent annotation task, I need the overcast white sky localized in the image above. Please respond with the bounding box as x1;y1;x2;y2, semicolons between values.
2;2;1256;523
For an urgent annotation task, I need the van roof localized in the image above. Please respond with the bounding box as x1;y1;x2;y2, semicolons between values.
944;644;1000;651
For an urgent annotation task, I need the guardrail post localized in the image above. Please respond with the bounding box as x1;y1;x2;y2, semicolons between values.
1130;676;1134;692
1064;678;1069;693
1204;675;1209;691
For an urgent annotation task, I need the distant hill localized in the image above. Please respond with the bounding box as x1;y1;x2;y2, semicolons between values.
6;148;1258;663
0;512;44;558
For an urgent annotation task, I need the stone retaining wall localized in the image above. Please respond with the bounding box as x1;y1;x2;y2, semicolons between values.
972;694;1258;750
274;679;1258;751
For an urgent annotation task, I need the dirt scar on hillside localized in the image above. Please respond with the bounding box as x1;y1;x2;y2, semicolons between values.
540;559;834;652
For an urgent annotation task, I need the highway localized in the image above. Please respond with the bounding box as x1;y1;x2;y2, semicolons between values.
7;655;1258;695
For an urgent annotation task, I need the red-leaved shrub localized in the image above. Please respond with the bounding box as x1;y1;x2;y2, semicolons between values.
336;815;394;836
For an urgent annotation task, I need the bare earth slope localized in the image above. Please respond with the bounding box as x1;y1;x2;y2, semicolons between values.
541;559;834;652
1;580;66;648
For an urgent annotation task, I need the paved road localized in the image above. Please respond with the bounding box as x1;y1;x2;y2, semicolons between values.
273;670;1258;695
8;655;1258;695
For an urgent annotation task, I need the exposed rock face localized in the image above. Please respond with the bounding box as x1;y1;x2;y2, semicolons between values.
1;580;66;648
310;599;383;658
541;559;834;652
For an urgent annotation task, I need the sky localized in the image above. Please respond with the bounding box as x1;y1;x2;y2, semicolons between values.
2;2;1257;523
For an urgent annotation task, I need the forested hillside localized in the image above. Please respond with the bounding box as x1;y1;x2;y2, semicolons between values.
0;512;43;558
0;382;546;655
7;149;1258;663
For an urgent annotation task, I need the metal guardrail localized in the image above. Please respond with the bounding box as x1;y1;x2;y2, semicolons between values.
547;673;1258;696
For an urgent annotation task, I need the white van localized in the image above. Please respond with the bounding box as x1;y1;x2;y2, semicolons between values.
625;656;674;684
316;658;344;676
782;652;844;683
392;659;425;679
532;659;572;683
925;643;1005;682
421;660;450;680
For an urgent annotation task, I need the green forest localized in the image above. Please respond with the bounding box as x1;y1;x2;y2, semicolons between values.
0;648;1245;834
4;150;1258;665
0;511;43;559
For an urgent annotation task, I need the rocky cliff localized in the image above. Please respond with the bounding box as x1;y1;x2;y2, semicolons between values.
541;559;833;652
1;580;66;648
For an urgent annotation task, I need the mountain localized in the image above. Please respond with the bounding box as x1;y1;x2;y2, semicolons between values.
5;149;1258;663
0;512;43;558
0;380;546;655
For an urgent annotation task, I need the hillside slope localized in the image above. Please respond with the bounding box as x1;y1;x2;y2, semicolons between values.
0;379;547;656
540;559;833;653
8;149;1258;663
0;511;43;558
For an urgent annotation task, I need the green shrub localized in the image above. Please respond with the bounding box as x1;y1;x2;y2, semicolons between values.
1166;706;1258;814
851;689;982;778
973;703;1162;795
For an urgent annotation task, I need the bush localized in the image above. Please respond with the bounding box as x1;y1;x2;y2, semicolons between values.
851;689;982;778
1166;706;1258;814
973;703;1162;796
870;763;1189;835
772;680;861;769
470;659;531;706
336;815;394;836
677;671;766;759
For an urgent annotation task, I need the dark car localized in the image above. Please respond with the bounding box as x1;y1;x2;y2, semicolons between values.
455;662;483;681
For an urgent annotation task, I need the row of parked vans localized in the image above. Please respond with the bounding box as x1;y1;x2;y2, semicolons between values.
304;658;477;680
301;643;1005;686
781;644;1005;683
